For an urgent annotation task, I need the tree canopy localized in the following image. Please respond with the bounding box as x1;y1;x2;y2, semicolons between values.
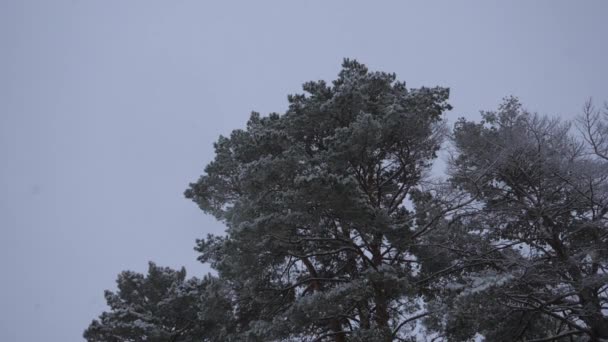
436;98;608;341
85;61;607;342
84;262;235;342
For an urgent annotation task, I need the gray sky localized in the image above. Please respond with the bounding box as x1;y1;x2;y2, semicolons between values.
1;1;606;341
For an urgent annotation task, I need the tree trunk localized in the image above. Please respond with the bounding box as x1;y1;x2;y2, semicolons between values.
329;319;347;342
548;232;608;341
578;288;608;341
301;257;346;342
371;239;391;341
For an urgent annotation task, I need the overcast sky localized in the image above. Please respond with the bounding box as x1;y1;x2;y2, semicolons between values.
1;1;607;341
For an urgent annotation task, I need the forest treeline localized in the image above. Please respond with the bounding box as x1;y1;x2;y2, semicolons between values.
84;60;608;342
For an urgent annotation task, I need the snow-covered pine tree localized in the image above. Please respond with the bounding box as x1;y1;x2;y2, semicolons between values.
84;262;235;342
185;59;454;341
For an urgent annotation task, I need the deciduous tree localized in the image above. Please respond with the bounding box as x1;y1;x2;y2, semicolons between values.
436;98;608;341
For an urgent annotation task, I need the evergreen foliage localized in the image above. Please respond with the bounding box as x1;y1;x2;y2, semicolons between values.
84;262;234;342
85;61;607;341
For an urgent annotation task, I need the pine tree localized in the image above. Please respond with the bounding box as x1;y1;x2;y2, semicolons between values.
84;61;608;341
84;262;235;342
185;59;453;341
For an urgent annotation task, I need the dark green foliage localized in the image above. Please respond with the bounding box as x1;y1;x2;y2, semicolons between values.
84;262;235;342
84;61;607;341
185;59;452;341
